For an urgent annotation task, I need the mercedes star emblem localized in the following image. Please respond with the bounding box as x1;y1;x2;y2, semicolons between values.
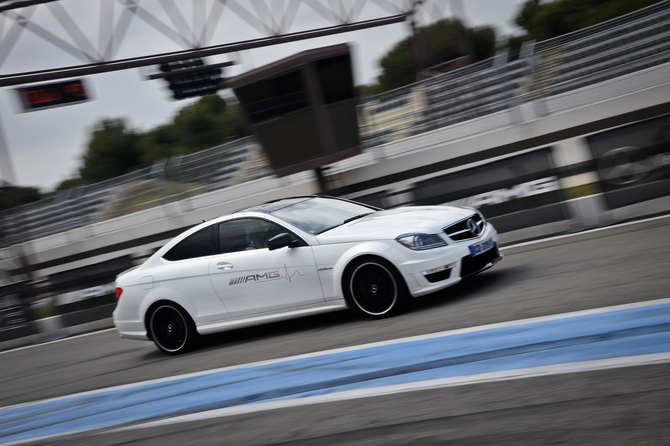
598;146;650;186
467;218;481;236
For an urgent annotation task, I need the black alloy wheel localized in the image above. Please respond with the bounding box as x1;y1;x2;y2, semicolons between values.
149;304;198;355
346;258;407;318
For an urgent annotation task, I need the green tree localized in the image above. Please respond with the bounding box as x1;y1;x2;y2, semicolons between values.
514;0;663;42
143;95;247;162
56;94;248;192
54;177;88;192
79;118;142;184
0;186;41;211
172;95;228;154
373;19;496;93
138;124;182;166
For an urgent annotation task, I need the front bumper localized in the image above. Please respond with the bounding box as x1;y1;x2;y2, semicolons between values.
460;243;502;278
388;223;501;297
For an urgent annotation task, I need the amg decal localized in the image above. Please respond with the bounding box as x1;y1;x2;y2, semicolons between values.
228;264;304;286
445;177;559;208
229;271;280;285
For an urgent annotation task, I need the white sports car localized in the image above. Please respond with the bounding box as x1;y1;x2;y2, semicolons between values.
113;196;502;354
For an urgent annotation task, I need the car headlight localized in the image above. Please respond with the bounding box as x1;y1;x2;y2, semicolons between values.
396;234;447;250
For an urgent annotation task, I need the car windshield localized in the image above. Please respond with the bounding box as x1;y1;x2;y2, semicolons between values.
270;197;378;235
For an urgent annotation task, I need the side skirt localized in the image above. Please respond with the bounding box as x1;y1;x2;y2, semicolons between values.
196;301;349;335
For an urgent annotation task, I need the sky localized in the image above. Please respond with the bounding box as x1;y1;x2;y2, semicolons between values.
0;0;527;191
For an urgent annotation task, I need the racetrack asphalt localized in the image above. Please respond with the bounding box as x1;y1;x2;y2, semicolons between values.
1;216;669;445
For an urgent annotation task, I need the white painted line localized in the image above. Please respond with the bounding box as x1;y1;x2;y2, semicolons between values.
501;213;670;250
0;328;116;356
2;297;669;412
113;352;670;431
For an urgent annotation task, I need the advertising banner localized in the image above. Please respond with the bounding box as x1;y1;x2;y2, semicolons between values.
588;114;670;209
49;255;133;325
413;148;567;232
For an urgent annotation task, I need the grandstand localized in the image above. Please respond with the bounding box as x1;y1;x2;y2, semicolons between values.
358;85;427;145
419;55;530;133
528;0;670;97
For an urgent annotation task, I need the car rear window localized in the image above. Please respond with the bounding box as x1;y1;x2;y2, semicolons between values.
163;225;215;261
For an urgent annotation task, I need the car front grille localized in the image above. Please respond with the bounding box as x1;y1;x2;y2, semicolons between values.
443;214;485;241
460;244;500;278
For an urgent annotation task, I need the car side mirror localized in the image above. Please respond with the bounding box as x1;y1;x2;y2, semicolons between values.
268;233;295;251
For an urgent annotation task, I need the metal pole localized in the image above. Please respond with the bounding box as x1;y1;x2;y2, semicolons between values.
409;0;428;78
0;111;17;185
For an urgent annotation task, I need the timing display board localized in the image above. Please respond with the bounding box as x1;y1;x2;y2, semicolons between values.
16;79;89;112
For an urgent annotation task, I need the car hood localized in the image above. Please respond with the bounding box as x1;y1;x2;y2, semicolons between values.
315;206;476;244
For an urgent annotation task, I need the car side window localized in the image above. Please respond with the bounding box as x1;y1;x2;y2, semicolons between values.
218;218;294;254
163;225;215;261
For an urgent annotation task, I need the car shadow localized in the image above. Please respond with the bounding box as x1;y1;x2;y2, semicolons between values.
196;309;363;353
405;263;528;313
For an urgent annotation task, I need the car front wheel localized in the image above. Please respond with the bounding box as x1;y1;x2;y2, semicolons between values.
148;303;198;355
345;258;407;318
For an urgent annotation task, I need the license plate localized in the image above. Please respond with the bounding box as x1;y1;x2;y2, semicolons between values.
469;237;494;257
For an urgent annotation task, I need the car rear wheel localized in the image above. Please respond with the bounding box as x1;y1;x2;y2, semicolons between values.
345;258;407;318
149;304;198;355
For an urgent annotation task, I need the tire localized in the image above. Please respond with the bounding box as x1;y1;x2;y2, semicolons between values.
344;257;408;318
148;303;198;355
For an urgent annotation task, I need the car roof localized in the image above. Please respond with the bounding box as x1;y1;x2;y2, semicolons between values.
239;196;314;213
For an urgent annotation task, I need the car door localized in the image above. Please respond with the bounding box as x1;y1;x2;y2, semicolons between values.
159;224;231;324
208;218;324;317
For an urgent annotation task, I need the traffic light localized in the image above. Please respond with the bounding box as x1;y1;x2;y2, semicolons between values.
158;58;223;100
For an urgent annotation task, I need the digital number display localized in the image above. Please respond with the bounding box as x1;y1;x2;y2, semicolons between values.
16;79;89;112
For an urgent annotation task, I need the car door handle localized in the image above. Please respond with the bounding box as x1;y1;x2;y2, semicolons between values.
217;262;234;270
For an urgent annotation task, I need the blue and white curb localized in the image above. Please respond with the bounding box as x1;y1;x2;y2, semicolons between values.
2;298;670;444
121;351;670;430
